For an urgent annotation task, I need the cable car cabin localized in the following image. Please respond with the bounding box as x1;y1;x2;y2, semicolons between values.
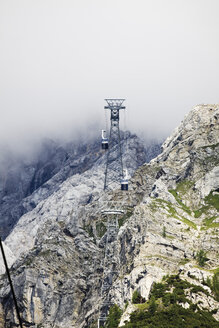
101;130;109;150
121;168;129;190
121;178;128;191
101;138;108;150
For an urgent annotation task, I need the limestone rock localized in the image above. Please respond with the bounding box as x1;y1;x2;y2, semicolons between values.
0;241;15;275
0;105;219;327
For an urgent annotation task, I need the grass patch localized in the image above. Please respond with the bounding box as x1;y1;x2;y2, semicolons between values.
136;302;149;311
196;249;209;267
169;189;192;215
213;267;219;274
174;180;195;194
194;206;210;218
205;192;219;211
167;205;197;229
153;199;197;229
181;217;197;230
118;208;134;228
96;221;107;238
194;192;219;218
84;224;95;240
201;216;219;230
201;142;219;150
179;258;190;265
166;235;175;240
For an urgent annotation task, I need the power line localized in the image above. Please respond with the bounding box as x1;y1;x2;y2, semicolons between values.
0;236;23;328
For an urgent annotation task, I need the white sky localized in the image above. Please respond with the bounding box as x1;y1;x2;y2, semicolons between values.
0;0;219;151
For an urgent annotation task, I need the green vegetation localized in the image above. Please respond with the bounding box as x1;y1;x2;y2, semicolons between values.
201;142;219;150
168;180;195;215
152;198;197;230
180;216;197;229
84;224;95;240
167;205;197;229
173;180;195;194
194;206;209;218
162;226;166;238
190;285;210;296
179;258;190;265
132;290;145;304
96;221;107;238
213;267;219;275
212;272;219;301
202;272;219;301
168;189;191;215
201;216;219;230
150;275;192;304
104;274;219;328
168;181;219;227
194;192;219;218
120;274;219;328
105;304;122;328
148;296;157;315
149;198;169;212
120;304;219;327
118;208;134;228
196;249;208;267
205;192;219;211
135;302;149;311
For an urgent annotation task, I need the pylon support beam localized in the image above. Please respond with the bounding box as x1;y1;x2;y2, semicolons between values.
101;210;124;215
103;99;126;190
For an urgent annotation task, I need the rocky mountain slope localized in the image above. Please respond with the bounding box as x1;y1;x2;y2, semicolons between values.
0;133;160;239
0;105;218;327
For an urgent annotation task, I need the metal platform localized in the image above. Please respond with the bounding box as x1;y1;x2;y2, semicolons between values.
101;209;124;215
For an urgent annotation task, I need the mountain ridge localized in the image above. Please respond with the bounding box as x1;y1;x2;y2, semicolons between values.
0;105;218;327
0;133;161;239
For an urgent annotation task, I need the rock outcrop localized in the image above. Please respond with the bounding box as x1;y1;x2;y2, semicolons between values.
0;105;218;327
0;133;161;239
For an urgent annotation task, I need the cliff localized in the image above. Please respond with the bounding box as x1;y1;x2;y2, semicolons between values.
0;105;218;327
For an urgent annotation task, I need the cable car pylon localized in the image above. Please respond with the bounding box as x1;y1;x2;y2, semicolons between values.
97;206;123;328
98;99;130;327
102;99;129;191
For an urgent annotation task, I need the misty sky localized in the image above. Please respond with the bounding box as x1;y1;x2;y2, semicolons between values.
0;0;219;152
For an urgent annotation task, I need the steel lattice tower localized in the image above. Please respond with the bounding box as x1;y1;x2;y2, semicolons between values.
98;205;124;328
104;99;125;190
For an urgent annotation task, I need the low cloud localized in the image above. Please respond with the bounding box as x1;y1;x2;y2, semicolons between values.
0;0;218;155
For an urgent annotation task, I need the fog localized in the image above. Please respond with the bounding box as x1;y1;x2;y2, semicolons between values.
0;0;219;154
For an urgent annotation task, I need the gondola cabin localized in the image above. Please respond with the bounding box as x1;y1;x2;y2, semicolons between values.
121;178;128;190
101;130;109;150
121;169;129;190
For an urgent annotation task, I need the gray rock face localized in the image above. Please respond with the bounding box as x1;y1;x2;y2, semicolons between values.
0;134;161;239
0;105;219;327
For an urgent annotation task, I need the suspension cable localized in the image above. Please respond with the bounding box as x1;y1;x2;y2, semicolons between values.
124;107;128;153
105;106;109;136
0;236;23;328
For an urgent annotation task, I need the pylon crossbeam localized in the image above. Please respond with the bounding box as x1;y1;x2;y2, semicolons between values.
105;99;125;108
101;210;124;215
